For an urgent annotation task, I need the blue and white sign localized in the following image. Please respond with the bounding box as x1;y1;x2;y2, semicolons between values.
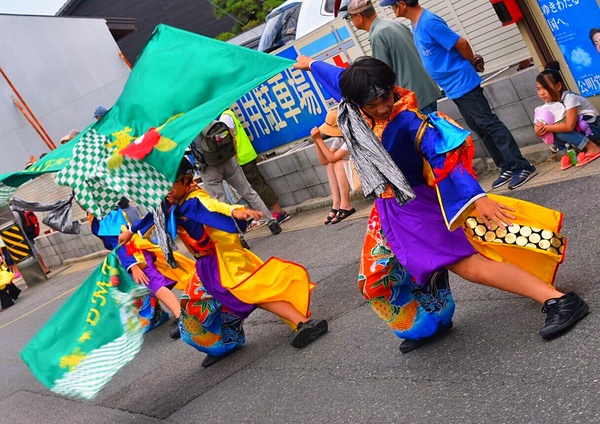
537;0;600;97
231;21;364;154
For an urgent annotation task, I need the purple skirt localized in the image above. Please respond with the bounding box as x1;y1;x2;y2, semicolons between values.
196;254;256;319
141;251;176;295
376;184;476;285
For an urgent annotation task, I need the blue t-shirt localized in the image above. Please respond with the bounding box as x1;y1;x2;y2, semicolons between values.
412;9;481;99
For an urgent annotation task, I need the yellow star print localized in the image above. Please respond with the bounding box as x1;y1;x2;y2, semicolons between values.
58;347;87;371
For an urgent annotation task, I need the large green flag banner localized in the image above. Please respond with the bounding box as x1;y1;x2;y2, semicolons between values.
20;251;148;399
0;24;294;214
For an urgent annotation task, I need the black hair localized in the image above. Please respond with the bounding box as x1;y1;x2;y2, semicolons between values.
536;61;564;102
118;197;130;209
590;28;600;43
401;0;419;6
176;157;195;183
361;7;376;18
339;57;396;105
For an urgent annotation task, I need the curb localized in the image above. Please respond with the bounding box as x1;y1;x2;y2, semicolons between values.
62;250;108;265
472;142;556;176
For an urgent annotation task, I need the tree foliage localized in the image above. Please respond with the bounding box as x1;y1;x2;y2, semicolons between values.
212;0;285;33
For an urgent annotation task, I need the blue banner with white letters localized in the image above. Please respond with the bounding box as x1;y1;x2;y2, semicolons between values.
230;21;364;153
536;0;600;97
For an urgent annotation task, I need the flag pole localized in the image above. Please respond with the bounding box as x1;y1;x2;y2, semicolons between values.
0;67;57;150
11;97;56;151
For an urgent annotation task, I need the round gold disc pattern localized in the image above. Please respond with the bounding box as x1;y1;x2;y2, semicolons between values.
464;216;564;254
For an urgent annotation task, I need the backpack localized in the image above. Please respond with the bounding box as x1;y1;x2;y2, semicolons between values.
190;120;236;168
18;210;40;240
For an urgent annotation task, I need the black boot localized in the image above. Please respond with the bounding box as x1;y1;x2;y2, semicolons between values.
6;283;21;300
0;288;14;309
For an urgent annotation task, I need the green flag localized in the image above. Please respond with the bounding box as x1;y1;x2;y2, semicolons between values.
55;24;294;217
20;251;147;399
0;24;293;211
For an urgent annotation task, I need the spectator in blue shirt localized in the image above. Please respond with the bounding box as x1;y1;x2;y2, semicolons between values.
382;0;537;190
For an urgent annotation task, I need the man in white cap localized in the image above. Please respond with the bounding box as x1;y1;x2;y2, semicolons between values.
343;0;440;114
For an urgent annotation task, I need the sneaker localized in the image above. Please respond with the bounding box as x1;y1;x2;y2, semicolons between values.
268;221;282;235
170;317;181;339
13;272;21;278
399;321;453;353
491;170;514;189
247;218;267;231
508;164;537;190
560;155;573;171
274;211;291;225
291;319;328;349
540;292;589;340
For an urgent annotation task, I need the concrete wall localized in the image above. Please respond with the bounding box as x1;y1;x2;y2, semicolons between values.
438;66;541;159
258;144;333;208
0;15;131;172
34;222;106;269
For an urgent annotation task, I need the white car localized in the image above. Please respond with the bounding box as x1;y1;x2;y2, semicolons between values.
258;0;336;52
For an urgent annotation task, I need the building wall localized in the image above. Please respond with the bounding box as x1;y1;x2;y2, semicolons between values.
356;0;532;75
438;66;542;158
0;15;131;173
61;0;238;64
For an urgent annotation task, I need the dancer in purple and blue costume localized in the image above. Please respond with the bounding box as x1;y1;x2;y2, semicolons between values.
89;207;193;338
296;55;589;347
120;159;326;368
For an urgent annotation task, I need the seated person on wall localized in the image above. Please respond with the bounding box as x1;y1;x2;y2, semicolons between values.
310;109;355;225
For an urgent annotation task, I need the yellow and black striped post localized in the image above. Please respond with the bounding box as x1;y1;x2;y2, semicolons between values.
0;225;33;263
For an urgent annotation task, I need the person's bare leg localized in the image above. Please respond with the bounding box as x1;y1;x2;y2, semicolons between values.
155;287;181;318
37;253;51;273
259;300;307;326
447;254;563;303
325;163;341;223
271;202;283;214
583;140;600;155
326;163;341;210
333;160;352;210
260;300;328;348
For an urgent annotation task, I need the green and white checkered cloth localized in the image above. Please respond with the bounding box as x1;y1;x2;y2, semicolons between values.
0;184;17;207
56;129;172;218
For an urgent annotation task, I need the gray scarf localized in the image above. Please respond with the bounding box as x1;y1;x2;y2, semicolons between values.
337;99;415;205
148;204;177;268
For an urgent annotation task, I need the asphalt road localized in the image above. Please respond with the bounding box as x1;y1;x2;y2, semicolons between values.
2;172;600;424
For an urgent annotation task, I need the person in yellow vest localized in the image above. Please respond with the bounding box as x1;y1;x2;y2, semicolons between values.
219;109;291;225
